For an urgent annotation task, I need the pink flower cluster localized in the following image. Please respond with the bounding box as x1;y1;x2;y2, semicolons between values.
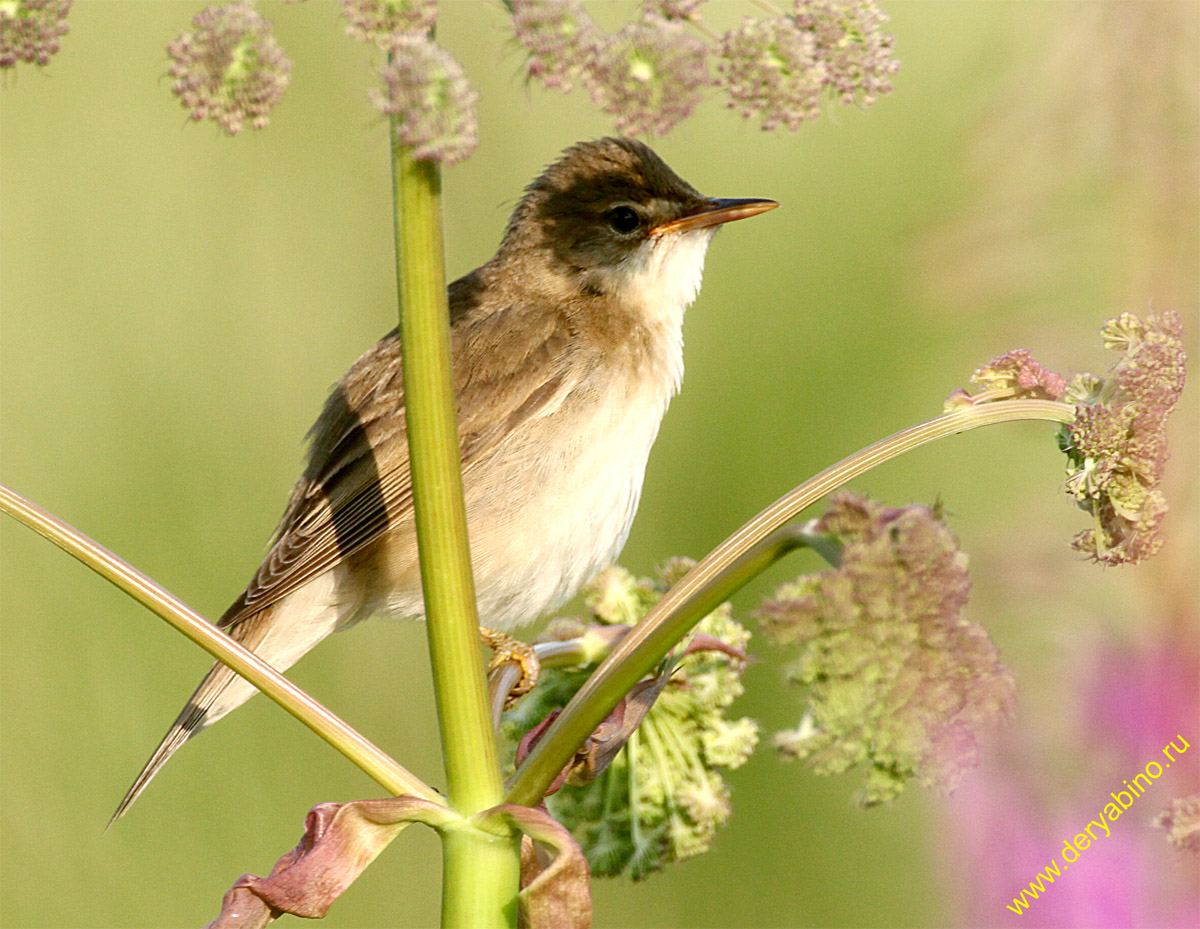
1063;311;1187;565
760;493;1015;805
0;0;71;70
166;2;291;135
512;0;900;136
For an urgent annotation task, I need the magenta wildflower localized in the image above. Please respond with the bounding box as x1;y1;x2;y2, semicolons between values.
941;642;1200;926
0;0;71;69
371;35;478;166
166;2;290;136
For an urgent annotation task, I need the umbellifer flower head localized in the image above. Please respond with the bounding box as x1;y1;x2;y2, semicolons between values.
1060;311;1187;565
504;562;758;880
166;1;290;135
758;493;1015;805
508;0;897;135
583;15;709;137
342;0;435;47
643;0;706;21
0;0;71;70
371;35;478;166
791;0;899;107
968;348;1068;402
716;0;898;131
717;16;822;131
510;0;600;93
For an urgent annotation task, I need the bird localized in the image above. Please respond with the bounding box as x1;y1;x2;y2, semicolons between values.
112;137;777;821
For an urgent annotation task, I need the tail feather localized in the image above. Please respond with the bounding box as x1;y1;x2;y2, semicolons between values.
109;607;276;826
110;576;356;823
108;697;212;827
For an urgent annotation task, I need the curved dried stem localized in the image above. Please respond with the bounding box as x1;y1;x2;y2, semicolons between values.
0;483;439;804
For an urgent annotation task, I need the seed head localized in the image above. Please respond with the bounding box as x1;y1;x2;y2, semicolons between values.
504;562;757;879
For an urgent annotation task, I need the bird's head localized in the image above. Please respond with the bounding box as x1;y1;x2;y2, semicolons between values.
495;138;777;323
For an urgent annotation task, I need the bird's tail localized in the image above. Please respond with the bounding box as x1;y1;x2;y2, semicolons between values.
107;690;214;826
109;571;362;824
108;608;274;826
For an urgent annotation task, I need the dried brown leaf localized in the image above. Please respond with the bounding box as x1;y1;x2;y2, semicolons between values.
489;803;591;929
206;795;453;927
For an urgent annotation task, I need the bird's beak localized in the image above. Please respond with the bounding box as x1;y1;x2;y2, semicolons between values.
650;198;779;236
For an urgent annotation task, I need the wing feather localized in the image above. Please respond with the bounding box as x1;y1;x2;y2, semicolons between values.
219;275;582;631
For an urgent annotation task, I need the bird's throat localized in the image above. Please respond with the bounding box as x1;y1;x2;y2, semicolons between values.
604;228;716;396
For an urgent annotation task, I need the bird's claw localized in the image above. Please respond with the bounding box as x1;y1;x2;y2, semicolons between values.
480;626;541;708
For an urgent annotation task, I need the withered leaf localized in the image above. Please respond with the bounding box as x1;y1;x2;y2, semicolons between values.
486;803;591;929
206;795;453;927
515;669;673;795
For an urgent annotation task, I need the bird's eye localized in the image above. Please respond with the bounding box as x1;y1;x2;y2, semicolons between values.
605;206;641;234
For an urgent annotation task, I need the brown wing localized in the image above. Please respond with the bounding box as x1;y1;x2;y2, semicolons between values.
218;271;580;631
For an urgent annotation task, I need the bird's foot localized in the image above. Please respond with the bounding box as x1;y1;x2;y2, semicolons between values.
480;627;541;708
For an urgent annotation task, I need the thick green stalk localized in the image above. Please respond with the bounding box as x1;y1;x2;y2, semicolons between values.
390;142;517;923
507;400;1077;805
441;825;522;928
0;483;438;803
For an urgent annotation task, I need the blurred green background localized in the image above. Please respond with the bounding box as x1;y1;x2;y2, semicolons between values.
2;2;1196;927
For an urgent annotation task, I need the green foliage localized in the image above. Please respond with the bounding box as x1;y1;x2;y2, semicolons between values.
504;563;758;879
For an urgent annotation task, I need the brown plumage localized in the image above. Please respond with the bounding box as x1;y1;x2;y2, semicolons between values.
112;138;776;822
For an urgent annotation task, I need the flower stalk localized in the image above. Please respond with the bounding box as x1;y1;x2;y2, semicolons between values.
0;482;436;803
507;399;1077;806
389;126;519;924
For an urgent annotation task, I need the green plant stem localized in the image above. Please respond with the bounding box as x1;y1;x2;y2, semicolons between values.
390;141;516;924
0;482;439;804
488;526;817;728
489;628;634;728
507;399;1077;805
441;824;522;928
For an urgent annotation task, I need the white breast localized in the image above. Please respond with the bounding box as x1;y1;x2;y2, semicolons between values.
384;227;717;630
467;229;718;628
463;368;673;630
608;227;716;394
